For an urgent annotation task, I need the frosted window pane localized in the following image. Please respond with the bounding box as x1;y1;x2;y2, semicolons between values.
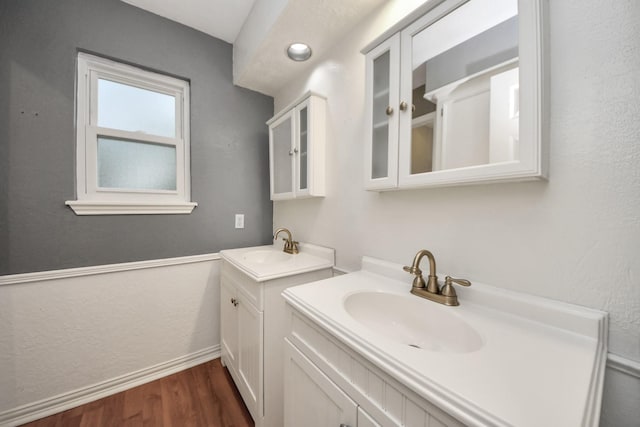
299;107;308;190
372;126;389;179
98;137;176;191
98;79;176;138
372;51;390;179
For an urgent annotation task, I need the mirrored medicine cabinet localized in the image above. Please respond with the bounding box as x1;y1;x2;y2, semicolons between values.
363;0;548;190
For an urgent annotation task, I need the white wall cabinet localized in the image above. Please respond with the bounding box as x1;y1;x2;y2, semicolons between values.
268;92;326;200
363;0;547;190
220;260;333;427
284;306;465;427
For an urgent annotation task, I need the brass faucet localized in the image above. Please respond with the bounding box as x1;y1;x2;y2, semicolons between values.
273;227;299;254
403;249;471;306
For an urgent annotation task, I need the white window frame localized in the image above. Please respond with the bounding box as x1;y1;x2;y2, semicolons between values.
66;52;197;215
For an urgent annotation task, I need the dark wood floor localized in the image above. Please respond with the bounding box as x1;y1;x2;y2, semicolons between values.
21;359;254;427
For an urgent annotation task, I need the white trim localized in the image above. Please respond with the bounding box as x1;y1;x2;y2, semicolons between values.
65;200;197;215
0;252;220;286
607;353;640;379
0;346;220;427
361;0;448;54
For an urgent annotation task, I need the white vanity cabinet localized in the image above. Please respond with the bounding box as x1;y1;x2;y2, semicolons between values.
284;339;387;427
364;0;547;190
267;92;326;200
283;307;464;427
219;245;334;427
284;340;358;427
282;256;607;427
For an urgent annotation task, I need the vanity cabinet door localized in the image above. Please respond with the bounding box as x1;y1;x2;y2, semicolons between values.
358;408;382;427
236;293;264;420
269;110;296;200
364;33;400;191
220;279;238;370
284;339;357;427
220;268;264;422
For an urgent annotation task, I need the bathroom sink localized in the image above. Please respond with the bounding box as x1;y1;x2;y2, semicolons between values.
221;244;334;281
343;291;483;353
242;249;292;264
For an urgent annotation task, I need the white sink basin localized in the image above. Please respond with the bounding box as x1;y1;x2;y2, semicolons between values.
220;244;334;281
242;249;292;264
343;291;483;353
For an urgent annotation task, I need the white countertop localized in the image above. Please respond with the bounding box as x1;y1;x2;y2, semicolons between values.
220;242;334;282
282;256;607;427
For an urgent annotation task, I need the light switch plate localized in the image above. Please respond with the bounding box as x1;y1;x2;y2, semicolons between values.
235;214;244;229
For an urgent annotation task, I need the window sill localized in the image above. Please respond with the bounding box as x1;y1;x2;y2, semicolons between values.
65;200;198;215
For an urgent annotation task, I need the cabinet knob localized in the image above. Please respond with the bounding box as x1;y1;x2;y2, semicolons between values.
399;101;408;111
339;424;351;427
230;298;238;307
293;147;299;154
385;106;393;116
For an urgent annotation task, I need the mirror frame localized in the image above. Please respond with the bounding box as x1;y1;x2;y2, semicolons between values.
363;0;548;189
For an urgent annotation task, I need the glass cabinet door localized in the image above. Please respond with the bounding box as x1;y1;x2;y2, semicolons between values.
296;102;309;195
364;33;400;190
270;111;295;199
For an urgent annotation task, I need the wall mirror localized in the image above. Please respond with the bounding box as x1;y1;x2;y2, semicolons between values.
364;0;547;190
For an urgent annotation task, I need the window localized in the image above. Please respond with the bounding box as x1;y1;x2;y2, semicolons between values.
65;53;196;215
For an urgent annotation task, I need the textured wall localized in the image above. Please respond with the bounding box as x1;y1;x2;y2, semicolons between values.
0;0;274;275
0;257;220;418
272;0;640;425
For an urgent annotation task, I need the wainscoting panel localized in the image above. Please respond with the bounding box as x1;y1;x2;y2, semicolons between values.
0;254;221;426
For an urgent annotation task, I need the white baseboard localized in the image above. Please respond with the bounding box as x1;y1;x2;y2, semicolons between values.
0;345;221;427
607;353;640;379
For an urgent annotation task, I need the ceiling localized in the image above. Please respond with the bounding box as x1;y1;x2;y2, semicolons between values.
121;0;258;43
121;0;387;96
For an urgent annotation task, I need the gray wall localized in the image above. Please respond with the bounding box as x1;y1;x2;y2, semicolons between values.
0;0;274;275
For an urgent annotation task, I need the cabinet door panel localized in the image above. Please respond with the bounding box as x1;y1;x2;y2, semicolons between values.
365;33;400;190
237;297;264;419
358;407;382;427
284;339;357;427
270;111;295;199
297;103;309;194
220;279;237;369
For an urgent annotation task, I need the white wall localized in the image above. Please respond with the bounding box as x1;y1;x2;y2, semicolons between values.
272;0;640;425
0;255;221;426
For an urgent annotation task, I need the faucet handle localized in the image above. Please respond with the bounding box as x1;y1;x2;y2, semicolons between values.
441;276;471;297
403;265;422;275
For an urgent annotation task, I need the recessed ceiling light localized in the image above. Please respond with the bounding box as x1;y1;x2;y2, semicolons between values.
286;43;312;61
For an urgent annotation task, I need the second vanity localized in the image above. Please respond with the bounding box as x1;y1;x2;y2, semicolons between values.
220;241;334;427
282;256;607;427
